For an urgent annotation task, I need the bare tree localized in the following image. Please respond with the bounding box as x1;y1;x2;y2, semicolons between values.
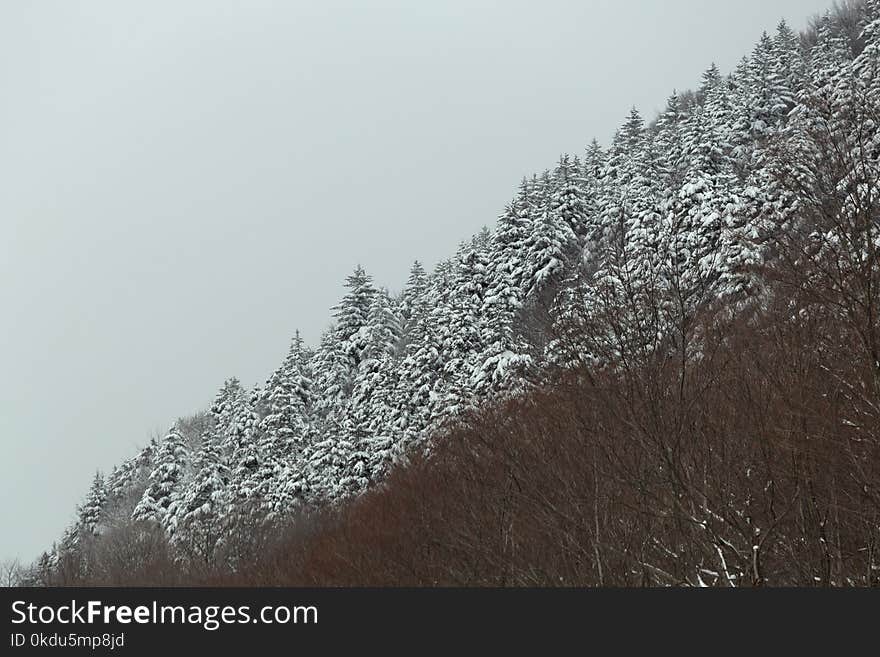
1;558;24;587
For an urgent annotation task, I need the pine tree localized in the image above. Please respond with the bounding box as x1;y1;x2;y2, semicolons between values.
105;440;156;509
586;107;667;367
132;426;189;530
225;387;262;511
333;265;378;365
551;154;590;243
391;263;448;447
855;0;880;156
76;472;106;537
434;240;492;421
302;417;360;501
363;289;401;360
478;199;534;396
344;366;396;490
521;181;579;301
399;260;430;346
172;434;229;562
492;181;533;295
259;331;313;456
747;32;793;140
211;377;248;439
339;290;403;488
313;266;378;419
773;19;806;109
654;92;688;188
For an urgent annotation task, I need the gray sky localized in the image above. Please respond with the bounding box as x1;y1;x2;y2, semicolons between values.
1;0;832;562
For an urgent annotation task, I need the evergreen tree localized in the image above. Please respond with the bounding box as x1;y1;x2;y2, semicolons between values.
313;266;378;419
225;387;262;510
399;260;430;346
76;472;106;537
333;265;378;365
172;435;229;561
434;240;492;421
259;331;313;456
132;426;189;530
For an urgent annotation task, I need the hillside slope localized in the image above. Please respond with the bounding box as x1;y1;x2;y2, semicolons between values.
32;0;880;586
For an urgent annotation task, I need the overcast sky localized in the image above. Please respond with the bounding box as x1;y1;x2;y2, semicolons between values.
1;0;833;562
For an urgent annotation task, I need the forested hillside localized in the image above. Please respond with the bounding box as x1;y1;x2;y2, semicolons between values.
28;0;880;586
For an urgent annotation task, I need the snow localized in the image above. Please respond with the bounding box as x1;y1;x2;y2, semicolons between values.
53;2;880;570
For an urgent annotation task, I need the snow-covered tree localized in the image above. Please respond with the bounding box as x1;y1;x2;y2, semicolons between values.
132;426;189;530
313;266;378;419
259;331;313;456
76;472;107;537
171;434;229;562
